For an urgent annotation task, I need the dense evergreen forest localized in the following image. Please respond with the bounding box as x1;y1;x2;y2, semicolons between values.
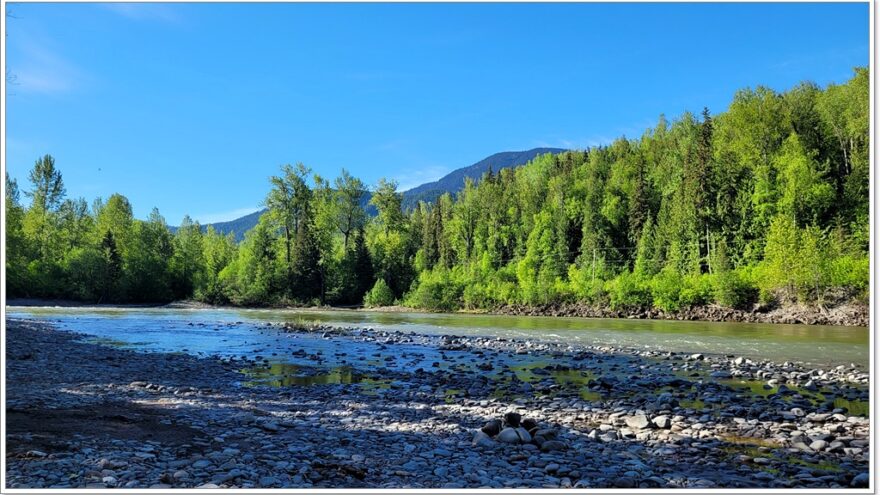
5;69;869;314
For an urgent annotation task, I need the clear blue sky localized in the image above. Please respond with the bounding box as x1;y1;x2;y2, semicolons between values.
5;2;868;224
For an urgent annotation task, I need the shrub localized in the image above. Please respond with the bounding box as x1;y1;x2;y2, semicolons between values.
568;264;609;304
364;278;395;308
829;254;869;293
679;274;714;307
404;269;464;311
605;270;651;310
714;269;758;309
650;268;683;312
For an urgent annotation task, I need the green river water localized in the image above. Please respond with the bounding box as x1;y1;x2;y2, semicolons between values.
6;306;869;368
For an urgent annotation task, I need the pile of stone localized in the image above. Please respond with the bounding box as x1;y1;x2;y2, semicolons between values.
472;412;566;452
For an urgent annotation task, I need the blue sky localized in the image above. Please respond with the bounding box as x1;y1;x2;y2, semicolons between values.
5;2;869;224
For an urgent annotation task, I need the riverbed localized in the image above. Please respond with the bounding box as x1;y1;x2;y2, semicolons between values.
4;307;871;489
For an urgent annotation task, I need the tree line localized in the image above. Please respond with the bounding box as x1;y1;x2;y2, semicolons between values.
5;68;868;312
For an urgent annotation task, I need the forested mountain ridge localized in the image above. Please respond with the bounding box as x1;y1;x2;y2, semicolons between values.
183;147;564;241
399;148;566;210
6;68;868;322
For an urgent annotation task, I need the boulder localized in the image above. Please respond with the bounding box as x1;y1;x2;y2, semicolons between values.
651;415;671;429
481;419;502;437
503;412;522;428
472;431;495;448
521;418;538;432
533;428;557;439
497;427;532;444
809;440;828;451
625;414;651;430
540;440;566;452
851;473;869;488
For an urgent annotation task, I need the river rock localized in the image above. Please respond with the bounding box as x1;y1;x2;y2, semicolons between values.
651;415;671;429
4;315;870;490
792;441;813;452
851;473;869;488
540;440;566;452
625;414;651;430
503;412;522;428
497;427;531;444
472;431;495;448
533;428;556;439
481;420;502;437
810;440;828;451
260;421;280;432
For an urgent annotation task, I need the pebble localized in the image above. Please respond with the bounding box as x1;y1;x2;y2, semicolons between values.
4;317;869;490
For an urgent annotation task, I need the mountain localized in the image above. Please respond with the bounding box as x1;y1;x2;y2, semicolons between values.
191;147;565;241
399;147;565;211
197;209;266;239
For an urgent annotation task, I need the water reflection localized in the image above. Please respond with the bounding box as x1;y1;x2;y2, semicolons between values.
720;379;869;416
241;363;365;387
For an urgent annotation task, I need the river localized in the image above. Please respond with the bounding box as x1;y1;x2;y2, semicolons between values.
5;306;868;368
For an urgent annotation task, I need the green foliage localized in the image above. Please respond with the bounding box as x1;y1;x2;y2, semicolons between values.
63;246;105;300
6;69;868;313
370;178;405;234
606;271;651;310
5;173;29;297
650;268;683;312
713;269;756;309
679;274;714;307
333;169;368;249
774;134;834;225
405;268;465;312
567;263;607;304
98;230;124;302
363;278;395;308
126;211;175;302
199;226;237;304
828;255;869;295
26;154;65;212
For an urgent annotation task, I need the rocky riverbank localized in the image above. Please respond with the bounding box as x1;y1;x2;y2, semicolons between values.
9;296;868;327
493;300;869;327
5;317;870;489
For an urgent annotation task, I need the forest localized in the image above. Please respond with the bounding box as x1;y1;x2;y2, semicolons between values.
5;68;869;314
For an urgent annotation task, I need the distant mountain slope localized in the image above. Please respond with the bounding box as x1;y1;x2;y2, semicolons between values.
400;147;565;211
189;147;565;241
200;209;266;239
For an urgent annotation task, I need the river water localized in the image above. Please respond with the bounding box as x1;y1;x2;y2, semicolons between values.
5;306;868;368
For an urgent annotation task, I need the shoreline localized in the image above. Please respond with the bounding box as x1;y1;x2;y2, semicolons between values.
5;316;870;489
6;297;869;327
